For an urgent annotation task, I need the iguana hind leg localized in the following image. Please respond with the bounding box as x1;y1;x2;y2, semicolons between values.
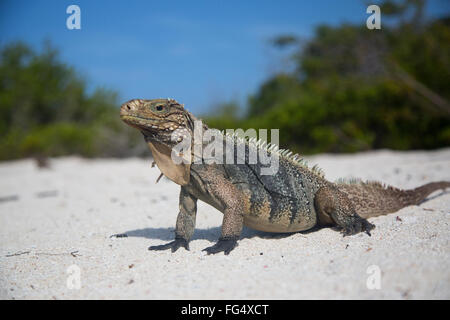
315;186;375;236
149;187;197;252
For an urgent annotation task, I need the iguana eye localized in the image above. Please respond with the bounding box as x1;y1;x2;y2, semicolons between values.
151;104;167;113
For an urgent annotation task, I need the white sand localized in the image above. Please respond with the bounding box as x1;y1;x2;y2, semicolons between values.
0;149;449;300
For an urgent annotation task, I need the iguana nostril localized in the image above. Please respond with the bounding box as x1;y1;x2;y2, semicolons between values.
120;102;134;116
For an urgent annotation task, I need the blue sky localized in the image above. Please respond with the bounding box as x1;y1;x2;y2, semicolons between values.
1;0;449;114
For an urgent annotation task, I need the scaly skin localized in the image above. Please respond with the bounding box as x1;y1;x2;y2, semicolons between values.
118;98;450;255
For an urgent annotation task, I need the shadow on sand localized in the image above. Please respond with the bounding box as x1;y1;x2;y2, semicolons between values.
111;190;448;243
113;225;324;243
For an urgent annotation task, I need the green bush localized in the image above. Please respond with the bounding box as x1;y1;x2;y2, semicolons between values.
0;41;146;160
203;1;450;154
20;124;95;157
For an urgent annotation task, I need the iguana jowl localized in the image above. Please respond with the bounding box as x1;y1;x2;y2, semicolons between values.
119;98;450;255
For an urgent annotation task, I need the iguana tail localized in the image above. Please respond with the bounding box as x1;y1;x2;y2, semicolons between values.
337;180;450;219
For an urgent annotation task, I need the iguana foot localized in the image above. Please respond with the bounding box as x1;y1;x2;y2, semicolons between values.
315;187;375;237
110;233;128;238
148;237;189;252
342;216;375;237
202;236;238;255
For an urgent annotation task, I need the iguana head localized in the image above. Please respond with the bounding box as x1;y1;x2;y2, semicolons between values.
120;98;196;145
120;98;199;185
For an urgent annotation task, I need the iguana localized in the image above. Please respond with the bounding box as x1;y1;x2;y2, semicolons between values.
118;98;450;255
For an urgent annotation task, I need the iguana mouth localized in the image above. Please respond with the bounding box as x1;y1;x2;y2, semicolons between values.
120;114;164;122
121;115;180;133
120;115;167;130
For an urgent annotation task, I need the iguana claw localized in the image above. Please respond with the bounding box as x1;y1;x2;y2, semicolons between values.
202;237;238;255
148;237;189;252
110;233;128;238
342;217;375;237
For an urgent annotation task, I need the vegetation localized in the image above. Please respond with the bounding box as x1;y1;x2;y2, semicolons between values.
0;41;146;160
204;0;450;154
0;0;448;160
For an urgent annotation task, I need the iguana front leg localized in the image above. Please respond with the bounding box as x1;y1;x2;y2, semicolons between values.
149;187;197;252
202;176;245;255
202;210;243;255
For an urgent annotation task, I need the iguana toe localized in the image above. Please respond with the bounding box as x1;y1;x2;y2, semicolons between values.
342;216;375;237
202;236;238;255
362;220;375;236
110;233;128;238
148;237;189;252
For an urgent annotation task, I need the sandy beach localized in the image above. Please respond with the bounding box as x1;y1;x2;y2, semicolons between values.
0;148;449;299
